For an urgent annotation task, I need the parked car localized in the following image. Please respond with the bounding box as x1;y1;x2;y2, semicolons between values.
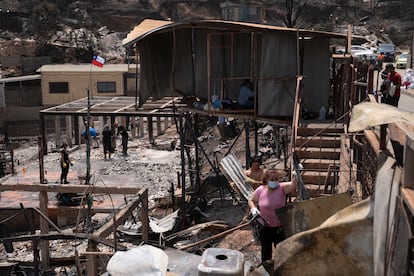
334;45;374;56
378;44;396;62
396;53;409;69
350;45;373;55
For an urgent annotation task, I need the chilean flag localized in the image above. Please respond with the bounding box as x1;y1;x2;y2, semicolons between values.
92;55;105;67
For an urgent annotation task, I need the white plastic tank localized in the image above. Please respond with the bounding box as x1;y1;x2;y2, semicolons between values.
197;248;244;276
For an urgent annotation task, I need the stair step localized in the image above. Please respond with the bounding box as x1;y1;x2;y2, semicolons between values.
301;172;336;185
292;184;333;198
301;160;340;170
297;127;344;136
296;149;340;160
295;137;341;148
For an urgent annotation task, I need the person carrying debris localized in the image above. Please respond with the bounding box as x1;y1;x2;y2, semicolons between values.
117;125;129;156
60;143;72;184
102;125;114;160
245;153;266;190
248;169;297;264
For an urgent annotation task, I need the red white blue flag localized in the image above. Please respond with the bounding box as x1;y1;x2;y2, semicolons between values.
92;55;105;67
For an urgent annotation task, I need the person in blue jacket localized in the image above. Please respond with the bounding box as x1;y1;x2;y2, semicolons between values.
238;79;255;108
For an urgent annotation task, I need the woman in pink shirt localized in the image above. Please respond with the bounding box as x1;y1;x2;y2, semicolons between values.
248;169;297;263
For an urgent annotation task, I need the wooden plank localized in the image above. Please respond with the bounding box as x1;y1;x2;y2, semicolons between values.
364;129;381;156
93;190;146;239
296;137;341;148
39;191;50;269
0;183;141;194
296;150;340;160
401;188;414;216
297;127;344;136
338;134;351;194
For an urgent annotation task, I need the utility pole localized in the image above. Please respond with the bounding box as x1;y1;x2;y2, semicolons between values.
85;87;91;185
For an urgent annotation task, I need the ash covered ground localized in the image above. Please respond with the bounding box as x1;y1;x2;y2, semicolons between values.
0;121;269;274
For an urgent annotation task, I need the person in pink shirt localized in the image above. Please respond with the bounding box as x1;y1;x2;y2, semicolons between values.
248;169;297;263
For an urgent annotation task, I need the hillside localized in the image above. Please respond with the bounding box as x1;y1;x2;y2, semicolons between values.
1;0;414;74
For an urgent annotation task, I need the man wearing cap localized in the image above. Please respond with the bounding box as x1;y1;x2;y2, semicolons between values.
385;63;402;107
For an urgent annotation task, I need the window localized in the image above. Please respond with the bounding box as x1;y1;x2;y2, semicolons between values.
97;82;116;93
49;82;68;93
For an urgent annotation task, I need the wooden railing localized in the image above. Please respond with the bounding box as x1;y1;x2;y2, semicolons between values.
0;184;148;275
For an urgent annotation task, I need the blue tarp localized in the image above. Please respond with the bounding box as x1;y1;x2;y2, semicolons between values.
81;127;97;138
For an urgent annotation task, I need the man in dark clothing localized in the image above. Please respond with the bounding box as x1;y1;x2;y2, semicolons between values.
102;125;114;159
60;143;72;184
117;125;129;156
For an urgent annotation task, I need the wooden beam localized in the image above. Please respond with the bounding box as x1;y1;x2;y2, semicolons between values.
0;232;126;250
364;129;381;156
93;189;147;239
0;183;141;194
39;191;50;269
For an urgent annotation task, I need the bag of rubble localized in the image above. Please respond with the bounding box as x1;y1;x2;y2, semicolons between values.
106;244;168;276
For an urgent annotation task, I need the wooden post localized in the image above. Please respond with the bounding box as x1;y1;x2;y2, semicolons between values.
245;122;250;169
78;116;84;145
66;116;73;147
39;113;48;155
55;116;61;147
99;116;105;142
141;189;149;242
131;117;136;139
380;125;387;150
367;67;374;96
39;191;50;269
86;240;98;276
148;116;154;144
73;116;79;146
139;117;144;137
38;136;45;184
403;132;414;188
157;117;162;136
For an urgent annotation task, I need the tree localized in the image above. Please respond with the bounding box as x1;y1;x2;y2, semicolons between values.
281;0;306;28
31;3;59;36
31;2;60;56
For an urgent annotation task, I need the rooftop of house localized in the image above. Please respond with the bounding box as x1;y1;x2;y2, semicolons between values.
36;64;137;73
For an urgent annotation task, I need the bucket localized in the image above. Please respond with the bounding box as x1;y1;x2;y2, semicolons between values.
198;248;244;276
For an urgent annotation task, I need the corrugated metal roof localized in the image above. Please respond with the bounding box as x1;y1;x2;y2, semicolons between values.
36;64;130;73
0;74;41;83
122;19;347;48
122;19;175;47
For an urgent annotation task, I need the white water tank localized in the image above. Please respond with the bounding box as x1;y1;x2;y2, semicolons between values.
197;248;244;276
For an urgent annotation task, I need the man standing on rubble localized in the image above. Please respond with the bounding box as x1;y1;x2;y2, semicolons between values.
248;169;297;265
60;143;72;184
117;125;129;156
102;125;114;160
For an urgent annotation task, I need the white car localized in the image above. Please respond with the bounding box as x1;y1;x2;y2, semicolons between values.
396;53;408;69
336;45;377;60
350;45;372;55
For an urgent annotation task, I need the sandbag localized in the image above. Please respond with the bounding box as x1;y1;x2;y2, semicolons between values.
106;245;168;276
